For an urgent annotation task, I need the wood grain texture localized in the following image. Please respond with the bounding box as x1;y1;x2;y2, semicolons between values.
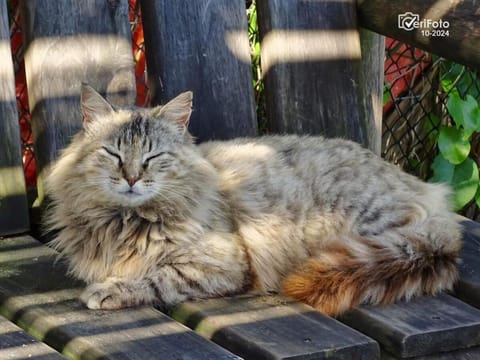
257;0;382;153
0;315;66;360
382;346;480;360
455;220;480;308
140;0;257;142
340;293;480;358
22;0;136;203
172;296;379;360
0;236;240;360
357;0;480;71
0;0;29;236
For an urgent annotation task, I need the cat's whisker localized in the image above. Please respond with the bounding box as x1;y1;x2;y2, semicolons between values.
158;187;201;206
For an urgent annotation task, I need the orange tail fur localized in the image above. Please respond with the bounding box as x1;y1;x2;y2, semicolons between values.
282;236;460;316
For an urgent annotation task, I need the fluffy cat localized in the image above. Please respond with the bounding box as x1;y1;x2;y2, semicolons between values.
44;84;462;316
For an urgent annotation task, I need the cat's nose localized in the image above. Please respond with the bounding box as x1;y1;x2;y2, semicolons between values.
127;175;139;187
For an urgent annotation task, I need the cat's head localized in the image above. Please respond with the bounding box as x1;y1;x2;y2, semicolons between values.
73;84;197;208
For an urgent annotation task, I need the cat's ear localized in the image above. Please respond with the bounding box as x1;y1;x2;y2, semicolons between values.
152;91;193;131
80;83;114;125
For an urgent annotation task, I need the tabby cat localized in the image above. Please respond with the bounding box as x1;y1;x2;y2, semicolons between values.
44;84;462;316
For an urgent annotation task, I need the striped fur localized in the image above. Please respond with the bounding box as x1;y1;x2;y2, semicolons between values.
282;226;461;316
44;85;462;315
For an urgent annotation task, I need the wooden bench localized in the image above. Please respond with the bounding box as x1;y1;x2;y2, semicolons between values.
2;0;480;359
1;222;480;359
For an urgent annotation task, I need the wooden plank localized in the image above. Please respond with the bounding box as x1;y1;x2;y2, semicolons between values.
355;29;384;155
0;0;29;236
22;0;136;204
0;236;241;360
455;220;480;307
171;296;380;360
140;0;257;142
382;346;480;360
257;0;383;153
340;293;480;358
357;0;480;72
0;315;65;360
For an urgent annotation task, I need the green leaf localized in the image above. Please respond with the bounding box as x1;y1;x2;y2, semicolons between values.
438;126;471;164
430;155;479;211
441;78;456;94
447;93;480;135
450;158;479;211
476;186;480;208
430;154;454;183
440;62;464;91
383;91;390;106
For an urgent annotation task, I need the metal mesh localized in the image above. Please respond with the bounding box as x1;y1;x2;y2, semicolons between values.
383;39;480;220
8;0;35;189
129;0;150;107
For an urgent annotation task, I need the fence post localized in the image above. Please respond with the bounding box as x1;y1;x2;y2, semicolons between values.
0;0;29;236
257;0;383;154
140;0;257;142
22;0;136;205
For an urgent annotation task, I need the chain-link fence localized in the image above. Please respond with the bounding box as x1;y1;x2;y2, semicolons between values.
382;38;480;220
8;0;35;189
7;1;480;220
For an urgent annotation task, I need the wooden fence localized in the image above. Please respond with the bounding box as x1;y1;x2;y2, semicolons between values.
1;0;479;236
0;0;29;235
1;0;386;236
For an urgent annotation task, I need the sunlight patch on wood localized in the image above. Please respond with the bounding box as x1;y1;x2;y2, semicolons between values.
260;30;361;73
0;40;16;102
25;35;135;106
0;167;27;201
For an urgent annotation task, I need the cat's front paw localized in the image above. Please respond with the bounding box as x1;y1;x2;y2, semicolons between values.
80;281;126;310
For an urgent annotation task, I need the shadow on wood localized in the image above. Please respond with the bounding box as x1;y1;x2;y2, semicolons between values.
141;0;257;142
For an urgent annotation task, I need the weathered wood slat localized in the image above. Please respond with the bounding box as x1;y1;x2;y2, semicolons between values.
22;0;136;204
0;315;66;360
0;0;29;236
357;0;480;72
257;0;383;154
340;293;480;358
455;220;480;308
172;296;379;360
0;236;240;359
140;0;257;142
382;346;480;360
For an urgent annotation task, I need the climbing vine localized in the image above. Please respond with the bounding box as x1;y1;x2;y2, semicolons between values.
430;61;480;211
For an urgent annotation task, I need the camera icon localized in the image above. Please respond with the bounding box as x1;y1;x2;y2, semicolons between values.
398;12;419;31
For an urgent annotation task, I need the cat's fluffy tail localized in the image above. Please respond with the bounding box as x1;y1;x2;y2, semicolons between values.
282;219;462;316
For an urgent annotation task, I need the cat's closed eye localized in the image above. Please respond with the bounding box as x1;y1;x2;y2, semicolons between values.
143;151;174;170
101;146;123;167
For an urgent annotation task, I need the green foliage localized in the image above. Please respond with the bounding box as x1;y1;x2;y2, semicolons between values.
438;126;470;164
429;61;480;211
431;155;479;210
247;1;267;133
383;85;391;106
